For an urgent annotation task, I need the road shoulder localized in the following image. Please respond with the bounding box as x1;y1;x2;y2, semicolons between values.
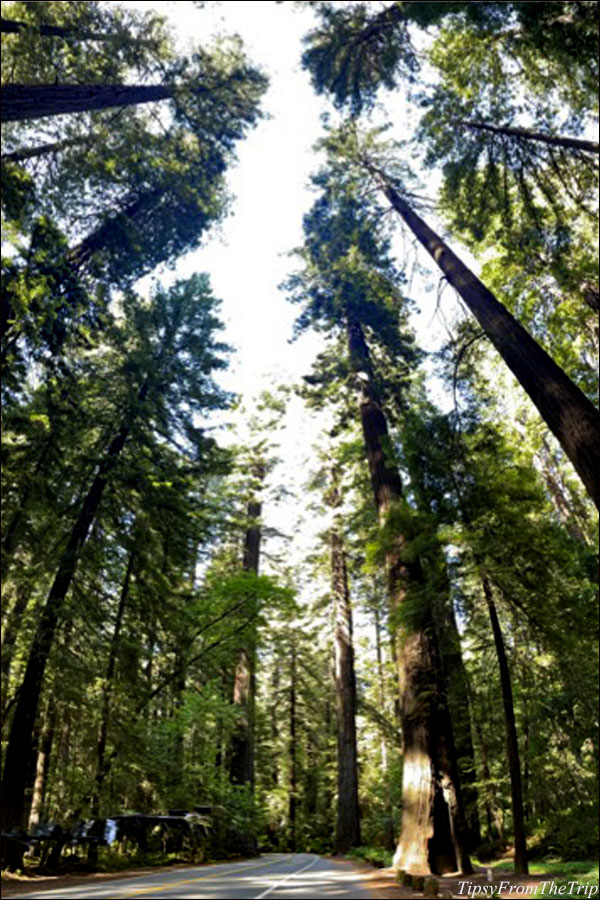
0;858;252;898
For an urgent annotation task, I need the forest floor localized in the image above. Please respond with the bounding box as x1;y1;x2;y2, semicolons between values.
341;856;600;899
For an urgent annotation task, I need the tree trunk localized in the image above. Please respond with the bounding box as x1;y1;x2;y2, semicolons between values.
346;314;472;875
270;661;280;787
482;576;528;874
90;550;135;818
68;188;163;271
1;83;173;123
373;605;390;771
0;385;146;833
288;641;297;853
432;572;482;852
374;604;396;851
539;439;589;543
457;118;600;155
2;135;91;163
329;469;361;853
27;696;56;833
1;435;55;582
229;647;254;787
168;652;187;804
229;483;262;789
376;176;600;508
0;17;113;39
305;732;319;817
1;581;34;730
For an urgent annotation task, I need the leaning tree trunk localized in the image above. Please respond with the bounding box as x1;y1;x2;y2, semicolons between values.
1;581;34;730
0;385;147;833
374;175;600;509
68;187;163;271
482;575;528;874
1;83;173;122
1;135;91;163
346;314;472;875
457;118;600;155
0;17;114;39
329;469;361;853
1;434;55;582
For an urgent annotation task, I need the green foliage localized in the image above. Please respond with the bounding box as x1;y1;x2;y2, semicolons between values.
1;9;267;384
347;845;394;868
2;0;598;874
302;2;418;114
1;1;173;85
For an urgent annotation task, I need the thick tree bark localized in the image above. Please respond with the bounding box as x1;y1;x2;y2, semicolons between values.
1;83;173;123
242;497;262;574
346;314;472;875
376;176;600;508
329;470;361;853
374;604;396;851
229;477;263;789
229;647;254;787
457;118;600;155
373;606;390;772
482;576;528;874
0;384;147;833
27;696;56;833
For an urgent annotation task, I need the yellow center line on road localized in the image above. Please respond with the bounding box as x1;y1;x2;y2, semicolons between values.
107;855;295;898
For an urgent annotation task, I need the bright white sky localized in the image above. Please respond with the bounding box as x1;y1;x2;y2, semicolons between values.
122;0;465;590
129;0;331;394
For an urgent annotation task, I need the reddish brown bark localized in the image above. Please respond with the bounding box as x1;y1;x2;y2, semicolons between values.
374;175;600;509
329;469;361;852
346;314;472;875
1;83;173;122
229;478;263;789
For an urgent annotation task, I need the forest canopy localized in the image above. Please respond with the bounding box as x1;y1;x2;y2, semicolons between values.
1;0;598;892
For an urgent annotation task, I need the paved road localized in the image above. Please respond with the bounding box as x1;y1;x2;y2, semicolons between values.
6;853;380;899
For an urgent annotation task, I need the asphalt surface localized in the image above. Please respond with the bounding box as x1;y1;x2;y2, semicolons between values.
6;853;380;899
